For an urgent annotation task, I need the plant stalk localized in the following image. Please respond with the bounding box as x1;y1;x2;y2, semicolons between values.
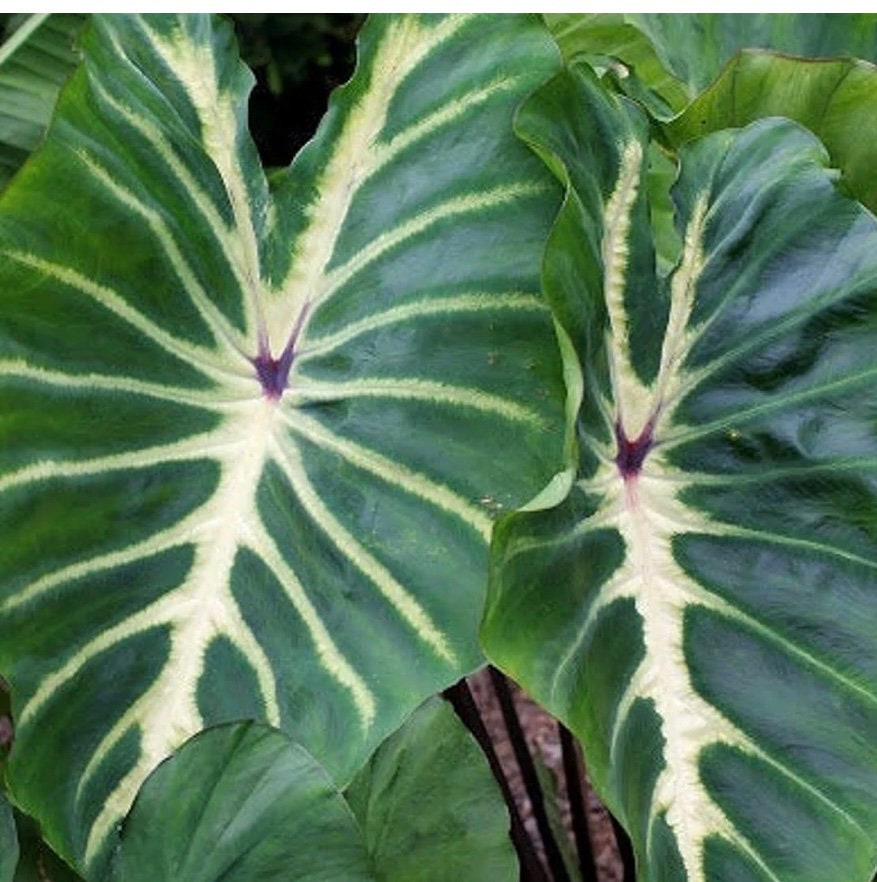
444;678;549;882
558;723;599;881
610;813;637;881
488;666;571;882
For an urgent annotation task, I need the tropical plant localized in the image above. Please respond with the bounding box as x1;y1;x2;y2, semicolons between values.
1;11;876;882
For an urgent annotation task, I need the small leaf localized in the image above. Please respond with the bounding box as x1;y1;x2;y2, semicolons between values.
345;697;517;882
111;722;372;882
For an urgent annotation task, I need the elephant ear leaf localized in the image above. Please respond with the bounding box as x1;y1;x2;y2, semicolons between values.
483;65;877;882
0;13;566;879
0;14;85;188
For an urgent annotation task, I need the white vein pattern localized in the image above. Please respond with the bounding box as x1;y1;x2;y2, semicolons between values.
270;435;455;664
298;291;545;358
280;408;491;540
583;141;774;881
1;250;241;382
289;378;545;428
0;359;247;411
85;69;264;338
0;14;562;874
132;18;266;332
271;14;470;339
72;148;249;359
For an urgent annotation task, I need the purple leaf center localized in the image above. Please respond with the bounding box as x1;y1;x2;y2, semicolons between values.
615;420;654;479
253;344;294;400
252;305;310;401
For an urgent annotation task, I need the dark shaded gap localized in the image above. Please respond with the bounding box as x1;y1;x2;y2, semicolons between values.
230;13;364;167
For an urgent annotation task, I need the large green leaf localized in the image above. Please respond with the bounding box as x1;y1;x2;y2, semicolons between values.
483;65;877;882
0;793;16;882
668;52;877;214
0;13;567;878
345;696;516;881
111;722;372;882
0;14;84;189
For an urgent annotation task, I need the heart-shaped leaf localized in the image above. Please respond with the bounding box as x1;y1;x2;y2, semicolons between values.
484;65;877;882
0;13;567;877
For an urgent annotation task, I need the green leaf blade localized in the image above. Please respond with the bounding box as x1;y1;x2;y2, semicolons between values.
0;13;566;878
111;722;373;882
484;66;877;882
346;697;517;882
668;52;877;214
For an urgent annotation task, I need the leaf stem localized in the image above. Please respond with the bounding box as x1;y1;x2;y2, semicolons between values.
443;677;549;882
558;723;598;881
488;667;571;882
610;813;637;881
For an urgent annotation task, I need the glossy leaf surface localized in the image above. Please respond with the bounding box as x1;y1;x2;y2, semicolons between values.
345;697;516;881
668;51;877;214
484;66;877;882
0;13;566;877
0;14;84;189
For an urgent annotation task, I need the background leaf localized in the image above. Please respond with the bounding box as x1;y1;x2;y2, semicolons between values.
0;14;84;189
667;51;877;214
545;14;690;117
547;13;877;118
345;697;517;882
485;65;877;882
111;722;372;882
0;13;567;878
629;13;877;94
